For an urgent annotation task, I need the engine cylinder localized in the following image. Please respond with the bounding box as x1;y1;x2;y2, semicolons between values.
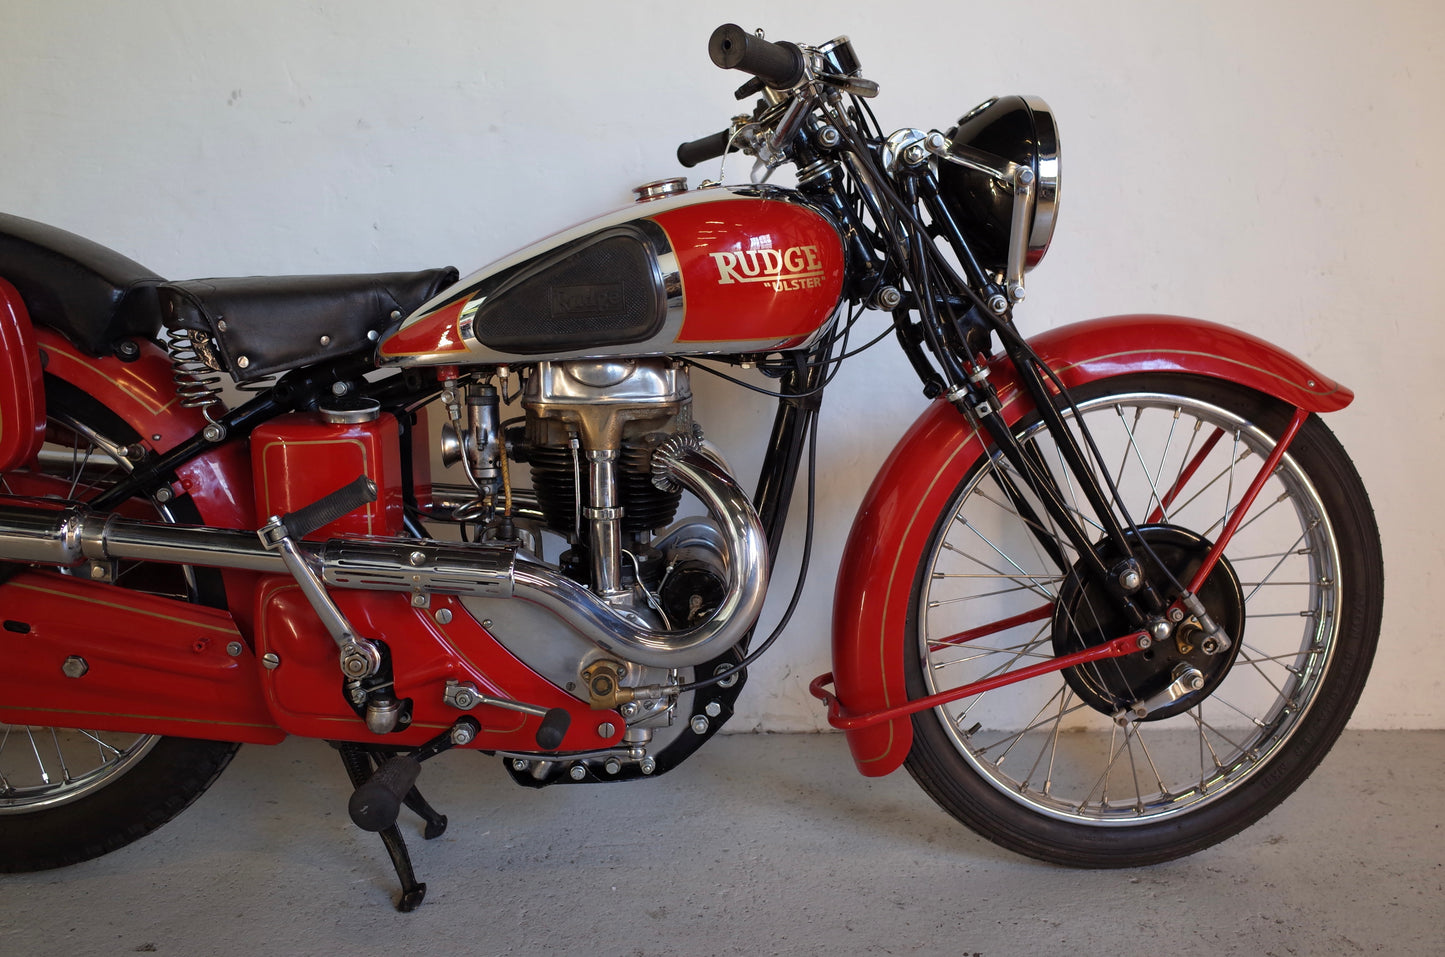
527;436;683;536
521;359;693;540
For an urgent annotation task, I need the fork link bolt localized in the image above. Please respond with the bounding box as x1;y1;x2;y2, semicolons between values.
569;765;587;781
1118;568;1142;592
1136;634;1153;651
1169;607;1187;623
639;757;657;775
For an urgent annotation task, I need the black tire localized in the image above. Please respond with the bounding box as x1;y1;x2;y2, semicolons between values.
0;378;239;872
903;374;1382;866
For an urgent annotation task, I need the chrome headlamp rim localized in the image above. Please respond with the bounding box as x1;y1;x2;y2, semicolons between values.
939;94;1062;275
1019;94;1060;271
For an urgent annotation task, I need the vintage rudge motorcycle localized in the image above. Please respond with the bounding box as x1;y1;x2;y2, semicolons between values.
0;25;1382;910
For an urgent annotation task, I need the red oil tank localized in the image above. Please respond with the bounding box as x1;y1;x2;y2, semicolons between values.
379;185;847;366
250;398;403;540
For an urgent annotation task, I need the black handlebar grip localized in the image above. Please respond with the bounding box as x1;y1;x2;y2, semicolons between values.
534;707;572;750
281;474;378;540
708;24;805;89
348;754;422;832
677;129;732;168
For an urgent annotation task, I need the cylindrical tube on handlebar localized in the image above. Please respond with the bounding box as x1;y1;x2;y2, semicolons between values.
708;24;805;89
677;129;732;168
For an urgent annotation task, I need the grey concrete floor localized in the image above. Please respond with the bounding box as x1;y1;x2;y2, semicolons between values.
0;730;1439;957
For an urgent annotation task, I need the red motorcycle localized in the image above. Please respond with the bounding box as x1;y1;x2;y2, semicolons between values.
0;25;1381;909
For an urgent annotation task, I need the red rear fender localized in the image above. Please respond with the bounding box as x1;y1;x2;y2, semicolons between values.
33;328;254;528
0;279;45;472
829;314;1350;776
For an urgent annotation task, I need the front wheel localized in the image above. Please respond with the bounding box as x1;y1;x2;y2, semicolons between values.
903;375;1382;866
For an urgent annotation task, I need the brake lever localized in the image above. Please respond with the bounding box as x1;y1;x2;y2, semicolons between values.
816;72;879;98
734;77;765;101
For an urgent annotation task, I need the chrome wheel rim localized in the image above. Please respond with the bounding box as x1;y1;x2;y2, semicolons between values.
918;391;1341;825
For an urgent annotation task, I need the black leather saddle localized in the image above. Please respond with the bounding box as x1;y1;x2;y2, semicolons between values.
0;210;458;380
159;269;458;382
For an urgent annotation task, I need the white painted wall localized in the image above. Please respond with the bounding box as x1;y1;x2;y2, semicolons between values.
2;1;1440;729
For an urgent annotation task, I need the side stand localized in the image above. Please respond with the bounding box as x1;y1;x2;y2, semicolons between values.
334;743;450;912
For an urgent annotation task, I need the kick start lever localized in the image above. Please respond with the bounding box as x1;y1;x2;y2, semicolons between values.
258;475;385;681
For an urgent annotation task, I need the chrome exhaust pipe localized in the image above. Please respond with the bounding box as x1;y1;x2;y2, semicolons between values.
0;444;768;669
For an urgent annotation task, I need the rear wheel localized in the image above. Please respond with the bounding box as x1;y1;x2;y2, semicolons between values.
903;375;1382;866
0;379;239;872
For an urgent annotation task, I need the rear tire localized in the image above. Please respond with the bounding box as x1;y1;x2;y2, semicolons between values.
0;378;239;871
903;375;1382;866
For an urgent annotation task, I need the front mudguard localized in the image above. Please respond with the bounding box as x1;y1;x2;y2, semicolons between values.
828;315;1352;777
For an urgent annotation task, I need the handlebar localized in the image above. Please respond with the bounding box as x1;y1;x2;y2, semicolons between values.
708;24;806;90
677;128;734;168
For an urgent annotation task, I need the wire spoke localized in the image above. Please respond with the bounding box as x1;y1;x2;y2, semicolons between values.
914;387;1344;830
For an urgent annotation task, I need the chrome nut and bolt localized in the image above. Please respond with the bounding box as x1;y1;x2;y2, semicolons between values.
450;724;476;747
61;655;89;679
704;701;722;718
690;715;710;735
449;686;479;710
872;286;903;311
569;765;587;782
1118;567;1142;592
603;758;622;776
639;757;657;775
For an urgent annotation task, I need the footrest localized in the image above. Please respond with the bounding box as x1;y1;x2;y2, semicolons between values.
348;754;422;832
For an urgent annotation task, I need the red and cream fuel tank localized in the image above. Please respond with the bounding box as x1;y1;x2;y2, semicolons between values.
378;182;847;366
